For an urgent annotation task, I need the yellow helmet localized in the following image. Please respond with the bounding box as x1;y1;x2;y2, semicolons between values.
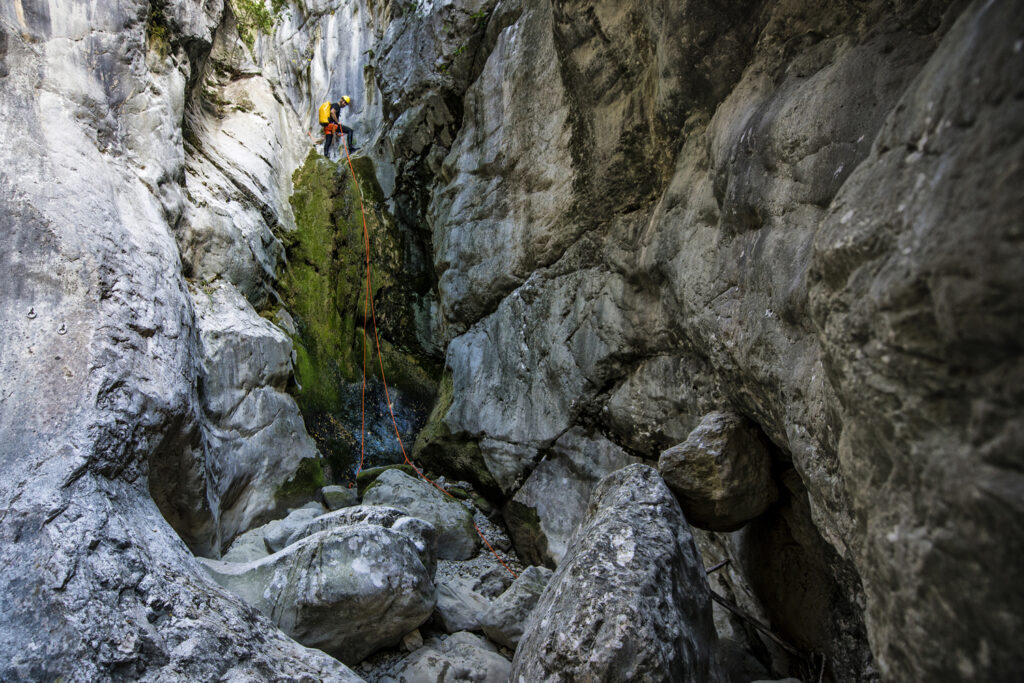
341;96;351;105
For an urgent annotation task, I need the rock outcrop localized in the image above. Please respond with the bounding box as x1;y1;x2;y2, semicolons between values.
2;0;1022;679
659;411;778;531
381;0;1024;679
0;0;360;678
512;465;722;682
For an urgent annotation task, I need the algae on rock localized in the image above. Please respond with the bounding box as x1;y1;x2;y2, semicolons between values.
412;371;502;498
278;151;440;479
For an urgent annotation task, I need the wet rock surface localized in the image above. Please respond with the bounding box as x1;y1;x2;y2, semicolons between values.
512;465;722;682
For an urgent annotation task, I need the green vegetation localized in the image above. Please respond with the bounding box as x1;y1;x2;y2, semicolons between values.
277;150;441;478
231;0;290;50
275;457;326;503
146;5;170;57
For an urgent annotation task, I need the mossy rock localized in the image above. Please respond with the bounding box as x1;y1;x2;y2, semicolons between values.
447;486;470;500
356;463;418;497
412;372;502;498
274;458;326;507
278;150;441;475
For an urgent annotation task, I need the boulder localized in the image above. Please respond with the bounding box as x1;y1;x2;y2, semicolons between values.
434;574;493;633
221;526;271;563
481;565;553;649
321;485;359;511
363;469;479;560
658;411;778;531
505;429;638;567
356;464;418;497
284;505;438;576
389;632;511;683
199;525;435;664
511;465;722;682
261;505;325;553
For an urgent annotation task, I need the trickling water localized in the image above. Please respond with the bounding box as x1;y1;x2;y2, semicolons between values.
303;378;429;483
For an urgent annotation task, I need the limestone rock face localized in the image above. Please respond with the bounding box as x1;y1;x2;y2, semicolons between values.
191;282;323;550
505;428;638;567
481;565;553;650
199;525;435;665
363;469;479;560
385;0;1024;679
659;411;779;532
0;0;360;678
389;631;511;683
512;465;722;682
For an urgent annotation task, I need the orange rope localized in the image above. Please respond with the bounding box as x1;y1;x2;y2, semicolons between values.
340;135;518;579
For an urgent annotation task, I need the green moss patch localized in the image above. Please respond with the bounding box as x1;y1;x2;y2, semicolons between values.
275;457;326;505
278;151;440;479
356;464;418;497
412;372;501;498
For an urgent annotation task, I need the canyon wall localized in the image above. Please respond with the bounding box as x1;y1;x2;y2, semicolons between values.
384;0;1024;680
0;0;1020;680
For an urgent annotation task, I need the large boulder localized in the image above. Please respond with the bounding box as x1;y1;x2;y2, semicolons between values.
433;574;493;634
512;465;722;682
261;504;326;553
388;632;511;683
283;505;438;577
505;429;638;567
363;469;479;560
658;411;779;531
481;565;553;649
199;525;435;664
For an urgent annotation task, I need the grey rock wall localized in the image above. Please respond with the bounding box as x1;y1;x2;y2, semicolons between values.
0;0;362;678
377;0;1024;680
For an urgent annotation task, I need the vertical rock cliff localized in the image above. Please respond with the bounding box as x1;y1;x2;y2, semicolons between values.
0;0;1021;680
376;0;1024;680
